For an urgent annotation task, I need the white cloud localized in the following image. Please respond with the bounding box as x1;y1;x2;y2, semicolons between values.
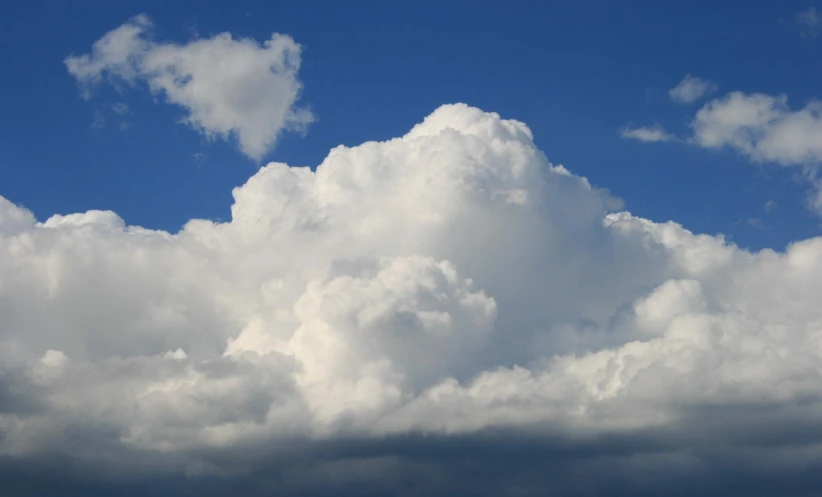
669;74;717;104
691;92;822;210
65;14;152;88
620;124;675;142
798;6;821;38
65;15;313;160
3;104;822;483
692;92;822;165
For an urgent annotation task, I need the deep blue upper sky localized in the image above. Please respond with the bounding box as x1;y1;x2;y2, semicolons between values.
1;0;820;251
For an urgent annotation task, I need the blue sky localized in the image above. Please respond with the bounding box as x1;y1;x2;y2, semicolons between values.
7;3;822;496
2;0;821;250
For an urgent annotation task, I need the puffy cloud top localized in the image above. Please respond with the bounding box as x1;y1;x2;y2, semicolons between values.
798;6;821;39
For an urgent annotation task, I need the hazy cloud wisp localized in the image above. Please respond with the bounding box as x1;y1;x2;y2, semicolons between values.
798;6;821;39
624;84;822;213
669;74;717;104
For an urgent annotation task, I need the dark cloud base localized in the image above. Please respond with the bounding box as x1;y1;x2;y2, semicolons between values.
4;422;822;497
4;97;822;495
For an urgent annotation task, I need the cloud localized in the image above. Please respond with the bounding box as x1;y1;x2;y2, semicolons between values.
65;15;313;160
615;90;822;212
692;92;822;165
690;91;822;210
192;152;205;167
620;124;675;142
745;217;765;229
669;74;717;104
798;6;821;38
3;104;822;494
111;102;130;115
90;111;106;129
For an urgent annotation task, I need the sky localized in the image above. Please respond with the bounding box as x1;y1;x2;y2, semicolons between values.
3;1;822;496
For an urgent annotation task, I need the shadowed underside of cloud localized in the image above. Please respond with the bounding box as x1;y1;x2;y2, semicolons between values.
65;15;312;160
3;104;822;495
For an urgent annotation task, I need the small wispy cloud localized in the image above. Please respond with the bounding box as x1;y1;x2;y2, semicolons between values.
112;102;130;115
91;111;106;130
192;152;205;167
669;74;717;104
620;124;676;142
798;7;821;38
746;217;766;230
765;200;778;212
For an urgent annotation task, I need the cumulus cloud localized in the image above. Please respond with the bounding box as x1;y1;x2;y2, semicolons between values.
692;92;822;165
4;104;822;494
620;124;675;142
65;15;313;160
669;74;717;104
